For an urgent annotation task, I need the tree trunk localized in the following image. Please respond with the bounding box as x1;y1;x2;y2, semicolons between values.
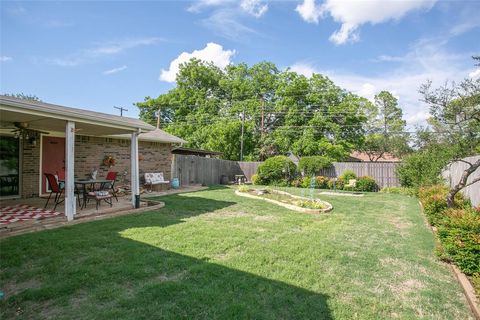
446;158;480;207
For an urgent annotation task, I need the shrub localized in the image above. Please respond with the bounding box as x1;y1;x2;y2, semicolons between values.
472;273;480;299
380;187;416;196
395;146;454;188
437;208;480;275
418;185;468;226
251;174;260;185
340;170;356;181
301;176;312;188
327;177;344;190
256;156;297;185
298;156;332;176
315;176;329;189
290;177;303;188
355;176;377;192
237;185;250;193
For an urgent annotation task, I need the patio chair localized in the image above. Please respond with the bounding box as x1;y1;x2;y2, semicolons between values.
344;179;357;191
101;171;118;201
44;173;64;210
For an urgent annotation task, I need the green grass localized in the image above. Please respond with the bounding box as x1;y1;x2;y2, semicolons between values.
0;186;473;319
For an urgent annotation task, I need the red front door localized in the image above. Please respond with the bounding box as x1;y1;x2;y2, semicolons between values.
42;136;65;194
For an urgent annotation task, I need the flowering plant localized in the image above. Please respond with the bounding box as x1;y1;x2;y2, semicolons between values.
102;155;116;167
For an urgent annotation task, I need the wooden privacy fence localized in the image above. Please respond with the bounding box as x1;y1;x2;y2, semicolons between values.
442;155;480;207
173;155;400;188
172;155;244;186
317;162;400;188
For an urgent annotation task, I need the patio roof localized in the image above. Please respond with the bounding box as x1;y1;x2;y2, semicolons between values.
0;95;155;135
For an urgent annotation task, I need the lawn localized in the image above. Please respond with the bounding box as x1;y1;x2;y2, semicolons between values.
0;186;473;319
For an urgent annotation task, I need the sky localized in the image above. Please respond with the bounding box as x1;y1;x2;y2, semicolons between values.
1;0;479;127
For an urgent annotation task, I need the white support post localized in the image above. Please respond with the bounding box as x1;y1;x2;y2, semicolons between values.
131;131;140;208
65;121;76;221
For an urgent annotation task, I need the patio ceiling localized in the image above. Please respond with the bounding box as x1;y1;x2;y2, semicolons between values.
0;96;154;135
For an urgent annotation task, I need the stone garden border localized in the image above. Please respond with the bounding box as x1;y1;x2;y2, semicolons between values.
235;189;333;214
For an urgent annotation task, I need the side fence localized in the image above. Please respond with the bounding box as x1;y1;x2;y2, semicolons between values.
173;155;400;188
172;155;244;186
442;155;480;207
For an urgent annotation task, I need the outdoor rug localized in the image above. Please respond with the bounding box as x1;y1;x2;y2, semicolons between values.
0;205;62;225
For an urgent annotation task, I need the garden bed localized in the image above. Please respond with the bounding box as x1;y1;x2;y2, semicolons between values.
236;188;333;213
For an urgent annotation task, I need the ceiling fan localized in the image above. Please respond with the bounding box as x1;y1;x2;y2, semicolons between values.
11;122;49;135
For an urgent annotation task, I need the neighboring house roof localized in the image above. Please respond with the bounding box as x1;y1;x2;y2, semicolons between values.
137;128;187;144
0;95;154;135
172;147;222;157
113;128;187;144
348;151;401;162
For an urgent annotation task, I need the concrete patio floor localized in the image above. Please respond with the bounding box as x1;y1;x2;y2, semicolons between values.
0;185;207;238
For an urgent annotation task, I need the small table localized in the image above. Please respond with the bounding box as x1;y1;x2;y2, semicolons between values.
235;175;247;185
61;179;113;209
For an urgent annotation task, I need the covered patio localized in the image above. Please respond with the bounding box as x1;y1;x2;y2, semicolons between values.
0;95;155;222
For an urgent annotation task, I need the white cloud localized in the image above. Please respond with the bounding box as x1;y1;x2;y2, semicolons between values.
289;62;316;77
201;9;259;42
48;37;162;67
240;0;268;18
159;43;235;83
187;0;232;12
103;65;127;75
295;0;437;45
295;0;322;24
189;0;268;17
469;68;480;80
0;56;13;62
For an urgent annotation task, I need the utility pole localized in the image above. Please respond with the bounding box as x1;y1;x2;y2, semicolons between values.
260;95;265;137
114;106;128;117
240;107;245;161
155;110;161;129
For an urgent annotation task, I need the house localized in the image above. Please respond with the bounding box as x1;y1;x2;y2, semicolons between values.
347;151;401;162
0;95;185;220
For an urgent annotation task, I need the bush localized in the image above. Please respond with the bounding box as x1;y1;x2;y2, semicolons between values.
256;156;297;186
315;176;329;189
290;177;303;188
301;176;312;188
298;156;332;176
437;208;480;275
395;146;453;188
355;176;377;192
418;185;468;226
327;177;344;190
237;185;250;193
340;170;357;181
251;174;260;185
380;187;416;196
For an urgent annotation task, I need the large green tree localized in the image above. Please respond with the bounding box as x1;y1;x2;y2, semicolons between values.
136;59;370;161
359;91;410;161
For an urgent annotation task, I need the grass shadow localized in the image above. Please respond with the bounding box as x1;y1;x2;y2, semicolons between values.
0;192;332;319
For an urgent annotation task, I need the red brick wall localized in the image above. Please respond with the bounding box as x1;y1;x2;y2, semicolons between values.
20;135;173;198
21;140;41;198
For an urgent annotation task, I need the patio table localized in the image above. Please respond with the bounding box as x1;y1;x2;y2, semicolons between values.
60;179;113;209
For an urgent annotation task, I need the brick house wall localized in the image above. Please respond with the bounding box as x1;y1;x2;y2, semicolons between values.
20;135;173;198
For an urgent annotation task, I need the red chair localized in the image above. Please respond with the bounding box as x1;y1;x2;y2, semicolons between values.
44;173;64;210
103;171;118;201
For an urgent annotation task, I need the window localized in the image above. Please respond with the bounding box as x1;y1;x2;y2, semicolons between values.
0;136;20;197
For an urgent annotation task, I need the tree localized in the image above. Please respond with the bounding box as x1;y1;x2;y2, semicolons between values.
359;91;410;161
136;59;370;161
419;76;480;207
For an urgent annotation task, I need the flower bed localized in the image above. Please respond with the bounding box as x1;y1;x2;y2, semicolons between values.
236;187;332;213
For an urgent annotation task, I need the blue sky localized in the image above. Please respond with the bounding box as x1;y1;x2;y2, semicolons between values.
1;0;479;126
